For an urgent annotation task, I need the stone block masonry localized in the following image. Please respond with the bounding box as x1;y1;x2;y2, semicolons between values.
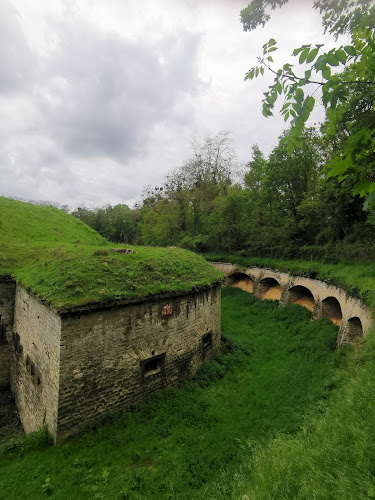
10;286;61;438
1;279;221;443
56;285;221;442
212;262;372;345
0;278;16;388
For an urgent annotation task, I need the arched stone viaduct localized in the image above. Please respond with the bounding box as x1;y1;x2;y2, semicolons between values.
211;262;372;346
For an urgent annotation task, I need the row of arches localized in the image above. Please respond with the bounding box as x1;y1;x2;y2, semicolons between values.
227;272;363;341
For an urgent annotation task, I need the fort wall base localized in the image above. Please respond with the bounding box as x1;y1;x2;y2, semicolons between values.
0;280;221;443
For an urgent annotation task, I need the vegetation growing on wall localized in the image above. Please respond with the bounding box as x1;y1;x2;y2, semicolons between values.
0;197;222;309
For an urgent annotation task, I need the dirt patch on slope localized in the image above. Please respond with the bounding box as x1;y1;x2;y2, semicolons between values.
295;297;314;311
331;317;342;326
232;279;253;293
262;285;282;301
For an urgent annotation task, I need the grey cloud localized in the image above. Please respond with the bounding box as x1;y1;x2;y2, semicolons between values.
35;20;203;160
0;2;35;93
0;2;205;204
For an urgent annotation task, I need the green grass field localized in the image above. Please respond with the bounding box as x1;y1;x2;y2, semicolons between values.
0;197;222;308
0;288;348;499
2;200;375;499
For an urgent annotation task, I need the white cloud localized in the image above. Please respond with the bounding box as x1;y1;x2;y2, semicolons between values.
0;0;339;207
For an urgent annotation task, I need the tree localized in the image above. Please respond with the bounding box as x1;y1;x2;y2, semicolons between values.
139;131;239;250
241;0;375;200
71;204;136;243
244;145;267;195
241;1;373;36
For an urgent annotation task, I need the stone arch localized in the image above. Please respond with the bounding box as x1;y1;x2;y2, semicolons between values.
347;317;363;341
227;272;253;294
259;277;282;301
322;296;342;326
287;285;315;312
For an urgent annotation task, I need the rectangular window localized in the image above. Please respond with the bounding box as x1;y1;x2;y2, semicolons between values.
202;331;213;350
140;353;165;381
0;324;6;345
13;332;21;354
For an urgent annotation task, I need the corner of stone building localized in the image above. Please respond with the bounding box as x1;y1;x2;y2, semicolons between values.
0;277;16;389
10;285;62;443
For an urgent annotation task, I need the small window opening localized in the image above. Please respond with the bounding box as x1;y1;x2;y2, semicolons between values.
26;358;29;367
37;377;41;385
141;354;165;381
31;364;35;376
0;324;6;345
202;332;213;350
144;358;160;376
13;332;21;354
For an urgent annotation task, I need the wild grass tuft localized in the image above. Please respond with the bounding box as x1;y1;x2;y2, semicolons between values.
0;288;348;499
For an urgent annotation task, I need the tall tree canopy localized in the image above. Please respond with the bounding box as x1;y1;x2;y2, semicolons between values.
241;0;375;201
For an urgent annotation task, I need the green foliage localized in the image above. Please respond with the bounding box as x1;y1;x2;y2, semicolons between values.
0;197;223;308
138;126;375;259
72;204;137;244
241;1;374;37
242;0;375;199
138;131;239;251
238;330;375;500
0;287;347;499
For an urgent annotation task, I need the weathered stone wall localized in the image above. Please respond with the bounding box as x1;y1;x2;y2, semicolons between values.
212;262;372;344
0;278;16;388
11;286;61;438
57;285;221;442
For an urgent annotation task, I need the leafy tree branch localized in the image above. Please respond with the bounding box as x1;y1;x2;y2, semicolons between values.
241;0;375;199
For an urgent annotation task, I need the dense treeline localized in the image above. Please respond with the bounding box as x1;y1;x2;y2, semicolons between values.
71;125;375;262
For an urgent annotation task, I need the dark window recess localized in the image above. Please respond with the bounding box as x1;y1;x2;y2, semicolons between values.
202;332;213;350
31;364;35;376
140;353;165;381
0;324;6;345
13;332;22;354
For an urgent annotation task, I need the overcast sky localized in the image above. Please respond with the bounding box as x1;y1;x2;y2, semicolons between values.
0;0;339;208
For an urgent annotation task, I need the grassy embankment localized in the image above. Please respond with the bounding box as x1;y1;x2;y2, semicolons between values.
0;287;347;499
0;197;222;309
203;253;375;499
2;198;374;498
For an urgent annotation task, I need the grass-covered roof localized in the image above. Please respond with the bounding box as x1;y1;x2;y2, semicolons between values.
0;197;223;310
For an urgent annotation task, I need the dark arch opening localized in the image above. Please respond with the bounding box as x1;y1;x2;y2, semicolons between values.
322;297;342;326
227;272;253;293
287;285;315;312
347;317;363;341
259;277;281;301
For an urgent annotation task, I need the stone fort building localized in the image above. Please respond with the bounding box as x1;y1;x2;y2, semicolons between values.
0;198;372;445
0;278;221;443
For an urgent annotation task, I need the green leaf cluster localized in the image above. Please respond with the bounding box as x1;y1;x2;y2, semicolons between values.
242;0;375;200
